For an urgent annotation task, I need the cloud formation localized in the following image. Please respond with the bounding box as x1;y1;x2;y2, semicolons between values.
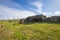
0;4;36;20
31;1;43;10
54;11;60;16
0;0;24;9
30;1;43;14
0;0;60;20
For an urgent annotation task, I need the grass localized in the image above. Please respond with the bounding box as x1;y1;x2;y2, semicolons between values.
0;20;60;40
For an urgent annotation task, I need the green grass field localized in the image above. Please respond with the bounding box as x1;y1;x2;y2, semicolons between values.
0;20;60;40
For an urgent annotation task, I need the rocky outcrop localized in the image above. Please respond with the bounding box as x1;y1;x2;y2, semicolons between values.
19;15;46;24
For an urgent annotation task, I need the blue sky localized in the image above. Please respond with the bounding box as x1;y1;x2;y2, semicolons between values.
0;0;60;19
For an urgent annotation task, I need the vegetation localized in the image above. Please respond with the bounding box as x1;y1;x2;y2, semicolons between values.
0;20;60;40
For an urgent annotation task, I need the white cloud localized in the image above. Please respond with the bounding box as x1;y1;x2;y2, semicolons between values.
31;1;43;10
54;11;60;15
30;1;43;15
43;11;60;17
0;4;36;19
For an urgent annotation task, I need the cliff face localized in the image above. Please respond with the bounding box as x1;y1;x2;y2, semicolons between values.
46;16;60;22
25;15;46;22
19;15;60;24
19;15;46;23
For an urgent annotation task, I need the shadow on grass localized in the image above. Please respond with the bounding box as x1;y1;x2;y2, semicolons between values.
23;22;43;25
23;22;36;25
46;21;60;25
23;21;60;25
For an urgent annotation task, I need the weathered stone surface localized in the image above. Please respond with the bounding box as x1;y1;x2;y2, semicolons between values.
19;19;25;24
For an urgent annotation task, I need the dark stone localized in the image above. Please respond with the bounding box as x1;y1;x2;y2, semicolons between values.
47;16;60;22
19;19;25;24
25;15;46;23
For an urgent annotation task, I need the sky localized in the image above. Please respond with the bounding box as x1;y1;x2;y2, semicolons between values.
0;0;60;19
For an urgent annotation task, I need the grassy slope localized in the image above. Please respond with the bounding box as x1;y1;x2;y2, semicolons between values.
0;20;60;40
